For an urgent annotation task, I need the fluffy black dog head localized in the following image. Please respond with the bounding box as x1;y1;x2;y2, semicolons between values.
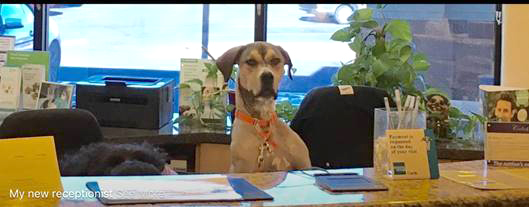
60;142;168;176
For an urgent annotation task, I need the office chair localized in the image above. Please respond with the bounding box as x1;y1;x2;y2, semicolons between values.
0;109;104;160
290;86;393;169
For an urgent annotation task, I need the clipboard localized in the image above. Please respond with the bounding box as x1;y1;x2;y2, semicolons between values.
86;177;273;205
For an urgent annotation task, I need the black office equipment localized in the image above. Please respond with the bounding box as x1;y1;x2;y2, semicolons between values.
315;174;388;192
76;75;174;129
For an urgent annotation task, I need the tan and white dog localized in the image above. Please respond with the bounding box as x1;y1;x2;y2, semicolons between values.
216;42;311;173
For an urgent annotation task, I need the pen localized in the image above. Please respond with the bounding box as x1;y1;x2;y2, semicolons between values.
395;89;402;129
407;96;415;128
412;96;420;128
384;97;392;129
403;95;412;129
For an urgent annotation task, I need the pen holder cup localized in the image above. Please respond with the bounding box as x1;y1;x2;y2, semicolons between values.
373;108;426;177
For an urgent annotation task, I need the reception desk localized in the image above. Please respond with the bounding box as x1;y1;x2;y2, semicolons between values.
17;160;529;207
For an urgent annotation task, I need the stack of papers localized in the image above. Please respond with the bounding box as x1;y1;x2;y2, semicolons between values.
87;176;272;205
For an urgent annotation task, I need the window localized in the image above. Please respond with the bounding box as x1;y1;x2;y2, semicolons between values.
48;4;254;70
38;4;498;109
268;4;497;105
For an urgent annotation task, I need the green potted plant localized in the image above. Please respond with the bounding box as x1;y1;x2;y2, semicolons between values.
330;4;485;151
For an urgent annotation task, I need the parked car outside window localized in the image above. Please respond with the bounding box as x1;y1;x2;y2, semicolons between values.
0;4;61;81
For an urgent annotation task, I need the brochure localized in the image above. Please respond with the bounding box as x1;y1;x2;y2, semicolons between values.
179;58;227;133
485;122;529;166
0;36;15;66
480;85;529;166
20;64;46;109
6;50;50;81
0;66;22;109
36;81;74;109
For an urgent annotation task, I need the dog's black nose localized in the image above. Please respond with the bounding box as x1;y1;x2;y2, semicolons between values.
261;72;274;85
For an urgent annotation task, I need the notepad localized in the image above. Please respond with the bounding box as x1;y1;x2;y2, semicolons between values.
315;174;388;192
86;176;272;205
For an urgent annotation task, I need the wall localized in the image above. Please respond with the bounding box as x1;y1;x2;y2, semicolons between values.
502;4;529;87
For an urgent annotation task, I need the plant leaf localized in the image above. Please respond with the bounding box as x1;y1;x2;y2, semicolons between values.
399;45;412;63
372;58;389;77
348;36;364;54
336;64;356;85
424;87;450;98
361;20;378;29
373;37;386;57
389;39;410;52
353;8;373;21
412;53;430;71
331;27;353;42
385;20;412;42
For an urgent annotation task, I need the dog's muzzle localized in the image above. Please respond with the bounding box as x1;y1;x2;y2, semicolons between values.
258;72;277;99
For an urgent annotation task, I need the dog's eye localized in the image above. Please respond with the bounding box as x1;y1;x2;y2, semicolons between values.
246;59;257;66
270;58;280;66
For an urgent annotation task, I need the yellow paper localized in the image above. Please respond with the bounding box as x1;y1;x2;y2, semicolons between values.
0;136;63;205
442;168;529;190
386;129;430;179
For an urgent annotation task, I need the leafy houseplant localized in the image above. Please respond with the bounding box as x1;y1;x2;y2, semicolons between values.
330;5;485;147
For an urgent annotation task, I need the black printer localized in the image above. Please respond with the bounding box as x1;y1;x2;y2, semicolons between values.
76;75;174;129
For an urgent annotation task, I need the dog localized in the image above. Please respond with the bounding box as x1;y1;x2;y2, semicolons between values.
216;41;311;173
60;142;169;176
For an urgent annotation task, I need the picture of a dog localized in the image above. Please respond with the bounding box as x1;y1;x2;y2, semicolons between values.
216;42;311;173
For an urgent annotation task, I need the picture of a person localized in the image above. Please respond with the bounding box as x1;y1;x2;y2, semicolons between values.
493;93;516;122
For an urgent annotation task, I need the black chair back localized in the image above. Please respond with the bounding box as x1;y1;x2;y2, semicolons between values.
0;109;104;160
290;86;393;169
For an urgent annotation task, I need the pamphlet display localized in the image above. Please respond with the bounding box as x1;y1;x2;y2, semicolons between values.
6;51;50;81
5;51;50;110
480;85;529;166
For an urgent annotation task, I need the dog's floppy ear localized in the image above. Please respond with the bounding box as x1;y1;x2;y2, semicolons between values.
276;45;293;80
216;46;245;83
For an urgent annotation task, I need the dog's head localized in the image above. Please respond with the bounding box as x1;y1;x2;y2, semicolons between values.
216;42;292;100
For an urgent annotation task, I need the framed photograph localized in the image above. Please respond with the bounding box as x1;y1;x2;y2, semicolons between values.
36;81;74;109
